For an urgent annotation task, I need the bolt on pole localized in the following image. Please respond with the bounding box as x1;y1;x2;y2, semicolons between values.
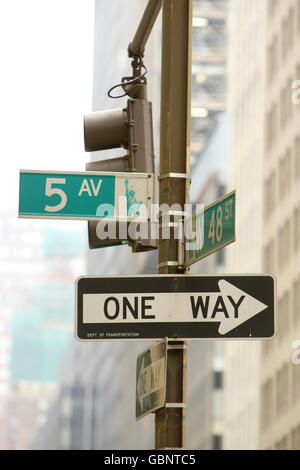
156;0;192;450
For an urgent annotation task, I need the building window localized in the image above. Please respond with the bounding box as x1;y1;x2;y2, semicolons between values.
292;362;300;406
294;207;300;252
212;434;222;450
266;103;278;151
275;364;289;416
216;248;224;266
264;178;270;219
69;383;85;451
268;0;279;17
278;219;291;270
277;291;290;341
264;171;276;218
288;7;295;49
291;424;300;450
278;148;291;199
279;158;285;198
267;35;279;83
264;239;275;272
280;80;293;129
261;378;274;429
278;225;284;269
213;371;223;389
276;435;289;450
281;10;294;60
91;385;98;450
266;110;272;151
282;16;288;60
295;136;300;180
293;276;300;326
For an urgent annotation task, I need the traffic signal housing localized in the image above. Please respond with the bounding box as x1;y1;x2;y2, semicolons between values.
84;95;157;252
84;98;155;174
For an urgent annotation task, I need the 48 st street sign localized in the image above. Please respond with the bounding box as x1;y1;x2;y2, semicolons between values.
75;274;276;341
185;191;236;267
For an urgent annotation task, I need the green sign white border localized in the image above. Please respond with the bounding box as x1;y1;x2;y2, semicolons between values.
184;190;236;267
18;169;155;222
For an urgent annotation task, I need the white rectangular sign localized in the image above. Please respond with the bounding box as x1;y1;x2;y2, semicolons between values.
82;286;267;336
76;275;276;341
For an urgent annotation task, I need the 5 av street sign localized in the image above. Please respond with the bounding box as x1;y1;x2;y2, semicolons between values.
75;274;275;341
19;170;153;221
185;191;236;267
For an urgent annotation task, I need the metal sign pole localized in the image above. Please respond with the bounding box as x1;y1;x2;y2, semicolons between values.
156;0;192;450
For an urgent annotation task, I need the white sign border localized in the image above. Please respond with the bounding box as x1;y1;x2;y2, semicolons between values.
75;273;277;343
19;169;154;222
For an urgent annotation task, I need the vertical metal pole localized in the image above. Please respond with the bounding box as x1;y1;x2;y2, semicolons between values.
156;0;192;450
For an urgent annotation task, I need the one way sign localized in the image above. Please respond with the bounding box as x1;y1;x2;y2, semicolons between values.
75;274;275;341
136;338;167;420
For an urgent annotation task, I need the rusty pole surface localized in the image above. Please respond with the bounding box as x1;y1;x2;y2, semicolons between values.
156;0;192;450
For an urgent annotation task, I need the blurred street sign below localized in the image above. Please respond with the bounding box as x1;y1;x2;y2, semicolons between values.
18;170;153;222
75;274;275;341
185;190;236;267
136;338;167;420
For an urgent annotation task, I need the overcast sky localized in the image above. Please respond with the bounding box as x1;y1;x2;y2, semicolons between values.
0;1;95;211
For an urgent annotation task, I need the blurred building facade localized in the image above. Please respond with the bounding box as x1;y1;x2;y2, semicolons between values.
223;0;267;450
31;0;230;450
260;0;300;450
225;0;300;451
191;0;227;164
0;214;48;449
0;213;84;450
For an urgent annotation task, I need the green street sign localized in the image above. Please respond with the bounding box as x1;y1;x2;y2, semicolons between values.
185;190;236;267
87;221;128;250
18;170;154;221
